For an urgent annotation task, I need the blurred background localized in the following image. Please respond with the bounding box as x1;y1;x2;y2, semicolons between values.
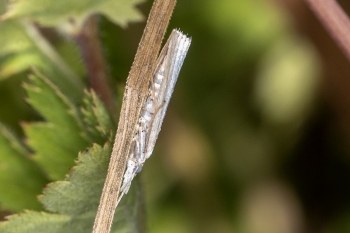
2;0;350;232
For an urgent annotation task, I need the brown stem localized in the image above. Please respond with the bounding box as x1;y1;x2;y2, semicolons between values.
75;15;116;121
93;0;177;232
305;0;350;63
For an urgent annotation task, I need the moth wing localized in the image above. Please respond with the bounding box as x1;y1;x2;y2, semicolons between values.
145;29;191;159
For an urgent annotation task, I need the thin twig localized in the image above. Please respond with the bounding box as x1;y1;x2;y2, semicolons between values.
92;0;177;232
305;0;350;63
75;15;117;121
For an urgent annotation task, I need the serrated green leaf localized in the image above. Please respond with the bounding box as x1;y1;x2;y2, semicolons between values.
22;72;90;180
39;143;112;219
39;143;111;215
0;123;48;212
0;71;141;231
5;0;145;34
0;211;71;233
0;143;143;233
81;89;116;144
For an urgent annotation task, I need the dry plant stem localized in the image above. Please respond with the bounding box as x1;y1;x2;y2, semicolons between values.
92;0;177;232
305;0;350;62
75;15;116;120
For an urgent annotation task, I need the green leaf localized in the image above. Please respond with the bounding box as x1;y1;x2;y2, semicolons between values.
81;89;116;145
0;71;142;231
0;143;143;233
0;52;43;80
4;0;145;34
0;20;44;80
22;71;90;180
0;20;34;55
0;211;71;233
0;123;48;212
39;143;112;216
0;20;84;99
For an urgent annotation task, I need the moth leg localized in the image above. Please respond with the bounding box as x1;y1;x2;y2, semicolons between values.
117;155;138;207
120;129;140;194
120;159;138;193
117;127;144;206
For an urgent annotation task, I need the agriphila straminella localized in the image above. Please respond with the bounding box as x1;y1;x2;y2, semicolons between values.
93;1;189;232
117;29;191;206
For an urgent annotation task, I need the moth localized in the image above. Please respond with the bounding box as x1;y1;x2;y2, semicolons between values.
117;29;191;205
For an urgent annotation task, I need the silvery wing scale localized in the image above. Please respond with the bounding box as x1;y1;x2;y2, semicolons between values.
117;29;191;206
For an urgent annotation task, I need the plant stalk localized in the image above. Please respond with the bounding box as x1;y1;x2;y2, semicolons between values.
92;0;177;232
75;15;117;121
305;0;350;63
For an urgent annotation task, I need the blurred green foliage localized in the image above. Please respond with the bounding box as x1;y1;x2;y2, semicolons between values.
0;122;48;211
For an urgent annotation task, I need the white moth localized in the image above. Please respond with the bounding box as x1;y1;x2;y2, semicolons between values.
117;29;191;206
